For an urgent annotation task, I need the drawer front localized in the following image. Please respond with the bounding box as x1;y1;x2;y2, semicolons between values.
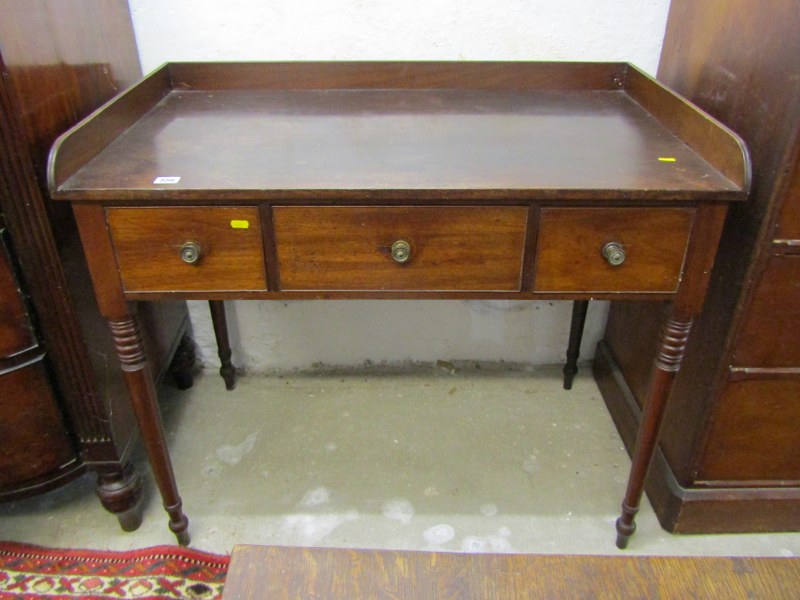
533;207;695;293
774;153;800;241
273;206;528;291
0;229;36;356
699;379;800;483
733;255;800;368
107;207;267;292
0;358;75;489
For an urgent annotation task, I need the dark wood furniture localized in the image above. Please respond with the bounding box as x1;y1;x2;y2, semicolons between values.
0;0;191;531
595;0;800;533
562;300;590;389
209;300;237;390
47;61;750;547
0;215;74;494
222;545;800;599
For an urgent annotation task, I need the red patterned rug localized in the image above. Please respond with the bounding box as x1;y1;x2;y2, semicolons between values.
0;542;229;599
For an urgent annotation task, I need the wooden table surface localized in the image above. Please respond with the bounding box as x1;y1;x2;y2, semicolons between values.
59;88;735;197
222;545;800;599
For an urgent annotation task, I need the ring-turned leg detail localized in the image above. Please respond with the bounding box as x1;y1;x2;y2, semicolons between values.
615;311;692;549
109;314;190;545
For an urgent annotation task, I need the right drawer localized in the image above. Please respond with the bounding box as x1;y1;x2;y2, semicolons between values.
533;207;695;293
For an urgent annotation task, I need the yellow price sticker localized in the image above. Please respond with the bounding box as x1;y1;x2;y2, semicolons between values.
230;220;250;229
658;157;677;162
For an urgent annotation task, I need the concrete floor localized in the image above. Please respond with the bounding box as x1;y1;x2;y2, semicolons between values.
1;364;798;557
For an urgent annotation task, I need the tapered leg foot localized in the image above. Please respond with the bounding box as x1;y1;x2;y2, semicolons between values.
166;500;190;545
220;362;236;391
615;503;638;549
96;464;144;532
562;366;578;390
209;300;237;390
563;300;589;390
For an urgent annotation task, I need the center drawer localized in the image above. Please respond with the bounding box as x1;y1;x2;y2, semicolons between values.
273;206;528;291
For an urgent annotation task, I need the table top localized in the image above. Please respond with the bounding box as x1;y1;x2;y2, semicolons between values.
222;544;800;599
59;88;734;196
48;62;750;203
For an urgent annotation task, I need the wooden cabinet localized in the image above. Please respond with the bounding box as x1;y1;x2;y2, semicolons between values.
0;1;190;530
0;223;76;489
595;0;800;532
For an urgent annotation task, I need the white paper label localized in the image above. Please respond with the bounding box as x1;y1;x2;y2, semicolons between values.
153;176;181;184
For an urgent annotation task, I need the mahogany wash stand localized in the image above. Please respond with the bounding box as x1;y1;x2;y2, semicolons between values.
47;62;750;548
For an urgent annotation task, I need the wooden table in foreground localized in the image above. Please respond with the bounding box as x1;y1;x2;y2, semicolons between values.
222;545;800;599
47;62;750;548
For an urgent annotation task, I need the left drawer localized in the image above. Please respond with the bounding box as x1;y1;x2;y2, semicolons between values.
107;207;267;292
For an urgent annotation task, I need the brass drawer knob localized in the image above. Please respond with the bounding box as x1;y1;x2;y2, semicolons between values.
602;242;626;266
180;241;202;264
391;239;411;263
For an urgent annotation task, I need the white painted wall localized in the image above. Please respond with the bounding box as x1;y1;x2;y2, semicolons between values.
127;0;671;373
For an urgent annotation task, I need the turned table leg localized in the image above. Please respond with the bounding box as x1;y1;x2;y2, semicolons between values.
615;310;692;549
614;204;729;547
110;315;190;545
209;300;236;390
73;204;191;545
563;300;589;390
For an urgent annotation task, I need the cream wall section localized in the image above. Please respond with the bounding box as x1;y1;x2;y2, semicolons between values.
126;0;671;373
128;1;670;75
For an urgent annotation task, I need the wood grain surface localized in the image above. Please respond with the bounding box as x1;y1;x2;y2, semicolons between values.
54;87;739;200
698;377;800;483
273;206;527;291
0;360;74;487
732;255;800;368
107;207;267;292
0;229;35;357
774;144;800;241
534;207;694;292
168;61;628;92
222;545;800;599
